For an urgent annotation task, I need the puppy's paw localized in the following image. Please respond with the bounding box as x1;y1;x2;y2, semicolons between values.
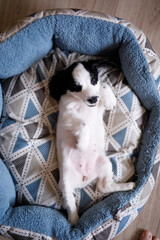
127;182;136;190
104;96;116;110
76;134;89;151
68;212;79;225
76;123;90;151
100;83;116;110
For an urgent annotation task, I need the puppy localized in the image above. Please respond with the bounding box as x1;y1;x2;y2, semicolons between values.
49;59;135;225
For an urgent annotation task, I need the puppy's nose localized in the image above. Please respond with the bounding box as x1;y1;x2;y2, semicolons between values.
87;96;99;104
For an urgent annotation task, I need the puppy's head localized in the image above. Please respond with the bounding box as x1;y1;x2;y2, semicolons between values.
49;58;118;107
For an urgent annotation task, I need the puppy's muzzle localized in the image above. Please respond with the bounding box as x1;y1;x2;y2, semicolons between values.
87;96;99;107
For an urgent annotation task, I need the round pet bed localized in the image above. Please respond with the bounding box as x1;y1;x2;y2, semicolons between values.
0;9;160;240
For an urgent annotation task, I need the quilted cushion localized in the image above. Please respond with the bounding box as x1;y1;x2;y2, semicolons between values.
0;48;146;212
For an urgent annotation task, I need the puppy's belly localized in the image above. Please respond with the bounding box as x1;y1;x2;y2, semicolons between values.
57;127;105;188
67;146;102;188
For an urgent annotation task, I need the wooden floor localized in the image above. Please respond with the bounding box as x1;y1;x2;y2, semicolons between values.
0;1;160;240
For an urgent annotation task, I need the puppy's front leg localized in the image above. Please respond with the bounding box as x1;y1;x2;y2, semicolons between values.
100;82;116;110
65;113;90;151
75;121;90;151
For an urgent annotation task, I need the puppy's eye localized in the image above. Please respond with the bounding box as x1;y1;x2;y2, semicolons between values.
91;77;98;85
75;82;81;86
72;82;82;92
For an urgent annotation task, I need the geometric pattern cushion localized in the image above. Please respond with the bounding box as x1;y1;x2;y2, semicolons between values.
0;47;146;212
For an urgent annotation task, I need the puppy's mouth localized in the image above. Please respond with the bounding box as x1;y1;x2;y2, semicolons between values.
87;103;97;107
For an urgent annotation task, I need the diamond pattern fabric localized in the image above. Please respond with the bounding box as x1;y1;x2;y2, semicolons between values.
0;48;146;212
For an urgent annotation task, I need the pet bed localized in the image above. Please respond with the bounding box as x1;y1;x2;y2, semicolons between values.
0;9;160;240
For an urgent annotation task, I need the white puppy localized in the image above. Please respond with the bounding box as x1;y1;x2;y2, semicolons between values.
49;60;135;225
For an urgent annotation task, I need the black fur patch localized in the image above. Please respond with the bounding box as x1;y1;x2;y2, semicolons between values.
49;62;82;101
49;58;120;101
81;57;120;86
82;61;99;85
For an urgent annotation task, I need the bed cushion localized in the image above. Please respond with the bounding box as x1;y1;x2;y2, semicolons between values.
0;9;160;240
0;47;146;213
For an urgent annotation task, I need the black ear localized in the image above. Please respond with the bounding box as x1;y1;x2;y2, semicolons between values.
49;70;69;101
49;62;79;101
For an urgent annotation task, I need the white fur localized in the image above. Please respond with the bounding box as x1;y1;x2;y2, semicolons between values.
56;63;135;225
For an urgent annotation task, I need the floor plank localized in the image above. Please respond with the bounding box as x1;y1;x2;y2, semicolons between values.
0;1;160;239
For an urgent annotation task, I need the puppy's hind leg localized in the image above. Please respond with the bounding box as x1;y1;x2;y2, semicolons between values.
59;178;79;225
97;177;136;194
97;155;135;194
